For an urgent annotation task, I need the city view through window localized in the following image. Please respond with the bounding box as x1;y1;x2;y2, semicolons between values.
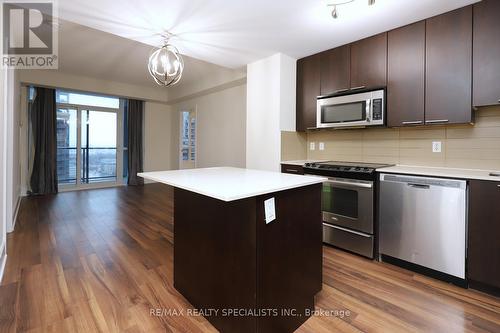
53;90;122;186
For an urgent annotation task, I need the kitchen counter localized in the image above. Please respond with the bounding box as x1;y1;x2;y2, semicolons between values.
377;165;500;182
280;159;328;166
139;167;325;202
138;167;324;332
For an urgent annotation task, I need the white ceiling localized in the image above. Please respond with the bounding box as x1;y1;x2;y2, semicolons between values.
56;20;244;88
57;0;480;69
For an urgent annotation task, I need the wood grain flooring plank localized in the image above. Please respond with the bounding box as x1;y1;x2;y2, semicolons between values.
2;184;500;332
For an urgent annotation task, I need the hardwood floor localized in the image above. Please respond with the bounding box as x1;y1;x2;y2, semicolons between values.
1;184;499;332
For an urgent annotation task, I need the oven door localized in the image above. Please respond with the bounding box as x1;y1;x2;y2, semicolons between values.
322;178;373;234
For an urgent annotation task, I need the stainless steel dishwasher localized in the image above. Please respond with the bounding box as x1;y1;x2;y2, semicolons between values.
379;173;467;279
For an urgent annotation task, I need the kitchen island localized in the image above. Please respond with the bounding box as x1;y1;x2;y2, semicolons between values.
139;167;325;333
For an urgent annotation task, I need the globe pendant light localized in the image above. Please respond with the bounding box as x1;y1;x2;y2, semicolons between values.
148;37;184;87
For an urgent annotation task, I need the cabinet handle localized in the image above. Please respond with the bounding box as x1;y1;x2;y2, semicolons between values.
490;172;500;177
350;86;366;91
285;169;299;173
425;119;449;124
402;120;423;125
323;223;371;238
497;185;500;188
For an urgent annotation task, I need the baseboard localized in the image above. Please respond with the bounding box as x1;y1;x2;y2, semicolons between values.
8;195;22;233
0;245;7;284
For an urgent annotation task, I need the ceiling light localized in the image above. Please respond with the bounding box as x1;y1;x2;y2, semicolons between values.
326;0;354;19
326;0;376;19
148;34;184;87
331;5;338;18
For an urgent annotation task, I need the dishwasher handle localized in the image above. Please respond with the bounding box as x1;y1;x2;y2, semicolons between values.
407;183;430;189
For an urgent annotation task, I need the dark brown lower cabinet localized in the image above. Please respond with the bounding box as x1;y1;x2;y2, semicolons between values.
468;180;500;293
174;184;322;333
281;164;304;175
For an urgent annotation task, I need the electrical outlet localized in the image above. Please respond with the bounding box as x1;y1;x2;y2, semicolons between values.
432;141;442;153
309;142;315;151
319;142;325;151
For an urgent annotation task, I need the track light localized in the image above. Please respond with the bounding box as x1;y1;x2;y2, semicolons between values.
368;0;375;5
331;5;338;18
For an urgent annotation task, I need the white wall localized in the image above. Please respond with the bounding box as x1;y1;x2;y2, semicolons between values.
143;102;175;183
18;70;169;103
170;83;247;169
5;70;21;233
246;53;296;171
0;67;7;280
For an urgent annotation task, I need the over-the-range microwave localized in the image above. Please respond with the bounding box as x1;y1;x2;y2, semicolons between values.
316;88;385;129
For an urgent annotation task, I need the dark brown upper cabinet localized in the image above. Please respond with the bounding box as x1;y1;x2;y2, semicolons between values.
296;54;320;131
473;0;500;107
468;180;500;292
387;22;425;127
350;33;387;89
425;6;473;125
320;45;350;96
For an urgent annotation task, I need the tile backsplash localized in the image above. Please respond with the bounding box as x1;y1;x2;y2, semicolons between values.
282;106;500;170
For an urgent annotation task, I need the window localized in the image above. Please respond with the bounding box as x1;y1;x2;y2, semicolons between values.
56;90;120;109
179;110;196;169
56;108;77;184
28;87;125;190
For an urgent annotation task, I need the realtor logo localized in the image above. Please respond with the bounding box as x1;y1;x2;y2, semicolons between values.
1;0;58;69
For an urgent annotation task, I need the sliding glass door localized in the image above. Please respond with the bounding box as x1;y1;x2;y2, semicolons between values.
81;110;118;184
56;106;123;190
56;108;78;185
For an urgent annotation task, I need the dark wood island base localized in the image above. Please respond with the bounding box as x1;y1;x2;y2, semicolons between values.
173;184;322;333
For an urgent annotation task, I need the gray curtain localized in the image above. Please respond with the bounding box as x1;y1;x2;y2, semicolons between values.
127;99;144;186
29;87;58;195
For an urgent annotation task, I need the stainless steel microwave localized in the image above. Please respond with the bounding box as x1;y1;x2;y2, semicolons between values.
316;88;385;129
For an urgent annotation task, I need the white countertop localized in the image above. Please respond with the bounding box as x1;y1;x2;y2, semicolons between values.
377;165;500;182
281;160;328;166
139;167;326;202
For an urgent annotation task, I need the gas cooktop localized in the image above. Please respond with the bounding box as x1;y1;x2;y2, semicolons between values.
303;161;393;180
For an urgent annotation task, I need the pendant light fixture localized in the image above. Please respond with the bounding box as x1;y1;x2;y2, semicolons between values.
148;34;184;87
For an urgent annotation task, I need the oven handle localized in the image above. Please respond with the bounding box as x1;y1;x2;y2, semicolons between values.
323;223;372;238
325;179;373;189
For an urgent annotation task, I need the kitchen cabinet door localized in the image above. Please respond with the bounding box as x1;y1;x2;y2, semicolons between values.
468;180;500;292
350;33;387;89
296;55;321;131
425;6;473;125
387;21;425;127
280;164;304;175
473;0;500;107
320;45;350;96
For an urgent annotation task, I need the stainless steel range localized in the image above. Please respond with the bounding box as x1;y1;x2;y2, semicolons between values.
303;161;393;258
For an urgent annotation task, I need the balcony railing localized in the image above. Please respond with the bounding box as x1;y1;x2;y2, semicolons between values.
57;147;117;184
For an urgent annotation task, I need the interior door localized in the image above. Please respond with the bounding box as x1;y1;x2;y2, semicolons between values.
179;110;196;169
